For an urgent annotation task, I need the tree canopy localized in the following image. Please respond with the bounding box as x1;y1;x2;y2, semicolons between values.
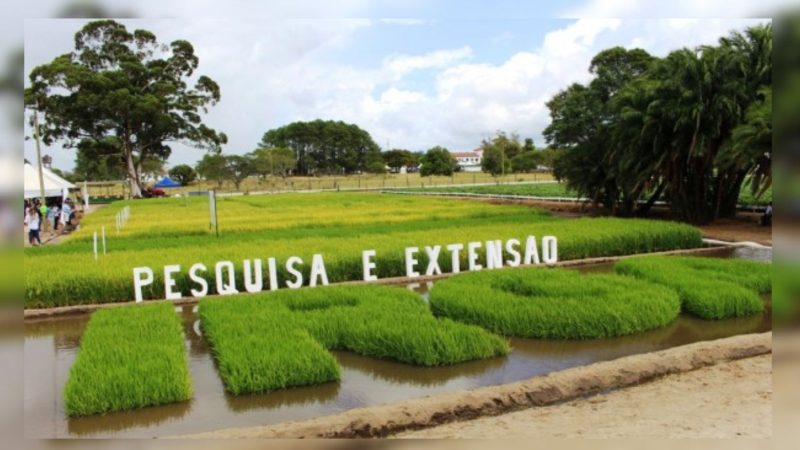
24;19;227;197
545;25;771;223
168;164;197;186
420;146;457;176
259;120;382;176
249;146;297;179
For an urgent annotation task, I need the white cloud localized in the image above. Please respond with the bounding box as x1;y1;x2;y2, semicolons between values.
561;0;787;18
378;18;435;26
23;15;775;170
383;46;473;76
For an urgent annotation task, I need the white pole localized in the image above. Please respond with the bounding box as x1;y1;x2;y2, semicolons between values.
116;213;120;235
93;232;98;261
83;181;89;209
101;226;106;255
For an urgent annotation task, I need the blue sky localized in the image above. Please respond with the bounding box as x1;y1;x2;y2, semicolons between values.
19;1;778;172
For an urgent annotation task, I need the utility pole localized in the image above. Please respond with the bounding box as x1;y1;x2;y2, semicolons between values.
32;109;50;232
32;110;46;206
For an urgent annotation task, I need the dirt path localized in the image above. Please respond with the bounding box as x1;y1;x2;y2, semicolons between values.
394;354;772;439
23;204;104;247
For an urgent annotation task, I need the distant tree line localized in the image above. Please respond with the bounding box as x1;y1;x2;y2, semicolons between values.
260;119;384;175
544;24;772;224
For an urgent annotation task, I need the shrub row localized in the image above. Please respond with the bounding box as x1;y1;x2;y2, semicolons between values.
199;284;509;395
63;302;192;416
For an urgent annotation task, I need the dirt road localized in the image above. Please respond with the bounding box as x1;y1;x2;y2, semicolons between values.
394;354;772;439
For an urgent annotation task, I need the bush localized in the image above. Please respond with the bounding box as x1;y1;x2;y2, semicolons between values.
200;284;509;395
63;302;192;416
429;267;681;339
614;256;769;319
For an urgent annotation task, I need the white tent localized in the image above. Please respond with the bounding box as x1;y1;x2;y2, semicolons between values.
23;161;76;199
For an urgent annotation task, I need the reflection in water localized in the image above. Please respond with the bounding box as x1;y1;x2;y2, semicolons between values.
67;400;192;437
23;251;773;438
334;350;508;388
225;381;340;413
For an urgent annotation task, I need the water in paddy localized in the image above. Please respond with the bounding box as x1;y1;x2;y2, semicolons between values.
23;247;772;438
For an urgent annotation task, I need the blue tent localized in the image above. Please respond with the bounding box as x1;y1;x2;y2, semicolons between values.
154;177;181;188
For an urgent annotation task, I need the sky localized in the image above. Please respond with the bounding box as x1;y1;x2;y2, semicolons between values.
17;0;783;172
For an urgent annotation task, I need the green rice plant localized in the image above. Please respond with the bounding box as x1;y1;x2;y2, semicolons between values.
428;267;681;340
199;284;509;395
408;181;769;207
63;302;192;416
614;256;769;320
24;193;703;307
391;182;574;198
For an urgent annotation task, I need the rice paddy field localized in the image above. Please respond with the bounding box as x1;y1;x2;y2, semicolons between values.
63;303;192;416
402;181;772;207
85;172;556;198
429;268;682;339
24;192;703;307
26;246;772;435
200;285;508;395
614;256;770;320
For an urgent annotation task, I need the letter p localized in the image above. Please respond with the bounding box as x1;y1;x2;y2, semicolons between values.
133;267;154;303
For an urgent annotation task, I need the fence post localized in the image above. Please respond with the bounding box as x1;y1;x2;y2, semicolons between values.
101;226;106;255
93;232;98;261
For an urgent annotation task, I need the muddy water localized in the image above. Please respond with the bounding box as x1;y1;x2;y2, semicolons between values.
24;247;772;438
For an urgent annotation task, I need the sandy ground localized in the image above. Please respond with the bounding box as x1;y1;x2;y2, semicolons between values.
394;354;772;439
698;216;772;246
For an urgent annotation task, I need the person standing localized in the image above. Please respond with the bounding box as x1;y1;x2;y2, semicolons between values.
61;200;73;229
46;202;59;235
27;207;42;246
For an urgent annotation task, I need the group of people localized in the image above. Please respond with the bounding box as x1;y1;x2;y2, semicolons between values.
23;198;75;246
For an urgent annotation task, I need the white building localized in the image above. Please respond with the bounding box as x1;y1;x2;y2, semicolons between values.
452;149;483;172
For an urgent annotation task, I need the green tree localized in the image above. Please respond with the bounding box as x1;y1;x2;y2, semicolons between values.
721;87;771;199
383;149;416;172
480;132;522;176
260;120;381;175
250;146;296;179
548;25;772;223
522;138;535;153
481;146;511;175
225;155;255;191
511;151;543;173
141;158;166;182
24;20;227;197
73;136;125;181
168;164;197;186
420;146;457;176
545;47;655;214
196;153;229;188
